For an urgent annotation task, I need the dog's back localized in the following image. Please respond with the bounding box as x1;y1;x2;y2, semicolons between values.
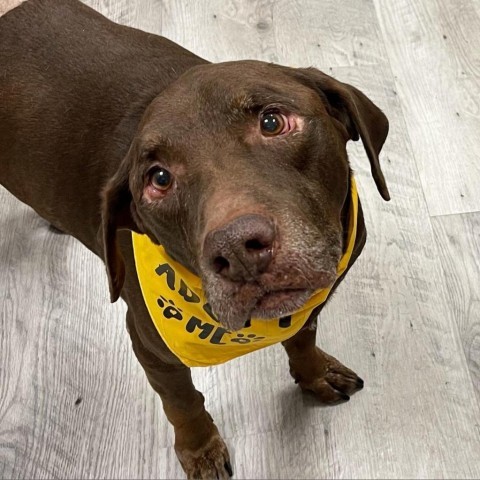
0;0;204;250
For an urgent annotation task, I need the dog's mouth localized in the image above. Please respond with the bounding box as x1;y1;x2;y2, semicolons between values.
202;264;339;331
204;271;336;331
251;287;313;319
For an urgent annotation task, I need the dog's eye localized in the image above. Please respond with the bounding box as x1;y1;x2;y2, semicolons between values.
260;112;289;136
150;167;173;191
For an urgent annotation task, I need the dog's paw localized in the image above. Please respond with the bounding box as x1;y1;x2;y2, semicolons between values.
289;348;364;405
176;432;232;480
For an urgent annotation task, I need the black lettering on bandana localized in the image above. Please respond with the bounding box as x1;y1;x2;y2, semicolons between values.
186;316;215;339
279;316;292;328
155;263;176;290
210;327;228;345
178;280;200;304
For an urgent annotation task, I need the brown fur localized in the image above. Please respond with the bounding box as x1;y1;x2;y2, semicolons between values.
0;1;389;478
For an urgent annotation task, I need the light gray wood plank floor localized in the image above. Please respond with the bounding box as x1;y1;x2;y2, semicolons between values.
432;212;480;405
374;0;480;216
1;0;480;478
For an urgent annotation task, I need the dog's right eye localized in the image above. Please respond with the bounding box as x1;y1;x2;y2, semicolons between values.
150;167;173;191
259;110;293;137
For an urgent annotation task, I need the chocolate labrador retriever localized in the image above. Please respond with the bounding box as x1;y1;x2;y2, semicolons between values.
0;0;390;478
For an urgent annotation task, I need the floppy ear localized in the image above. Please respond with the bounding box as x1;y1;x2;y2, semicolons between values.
101;147;144;302
296;67;390;201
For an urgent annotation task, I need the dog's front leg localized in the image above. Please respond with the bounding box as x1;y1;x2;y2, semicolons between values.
126;312;232;479
282;311;364;405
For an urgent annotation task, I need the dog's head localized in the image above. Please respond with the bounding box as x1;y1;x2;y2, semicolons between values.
102;61;389;330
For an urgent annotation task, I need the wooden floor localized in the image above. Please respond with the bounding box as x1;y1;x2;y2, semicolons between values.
1;0;480;478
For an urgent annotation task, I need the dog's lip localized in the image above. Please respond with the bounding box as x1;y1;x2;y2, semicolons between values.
251;287;312;318
249;269;337;318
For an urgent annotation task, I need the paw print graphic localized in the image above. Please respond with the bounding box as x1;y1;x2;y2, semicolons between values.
230;333;266;344
157;296;183;320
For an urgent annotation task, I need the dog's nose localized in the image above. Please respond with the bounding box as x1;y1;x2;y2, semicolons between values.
203;214;275;282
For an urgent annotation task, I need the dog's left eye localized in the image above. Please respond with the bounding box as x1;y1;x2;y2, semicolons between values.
150;167;173;191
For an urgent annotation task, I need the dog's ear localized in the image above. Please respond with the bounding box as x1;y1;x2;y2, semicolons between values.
295;67;390;201
101;146;144;302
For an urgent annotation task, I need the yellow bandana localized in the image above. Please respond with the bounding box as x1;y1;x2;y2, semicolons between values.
132;178;358;367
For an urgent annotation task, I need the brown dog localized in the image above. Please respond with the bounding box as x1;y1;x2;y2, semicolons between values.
0;0;390;478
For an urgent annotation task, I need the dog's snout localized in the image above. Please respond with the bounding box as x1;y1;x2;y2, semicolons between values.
204;214;275;282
